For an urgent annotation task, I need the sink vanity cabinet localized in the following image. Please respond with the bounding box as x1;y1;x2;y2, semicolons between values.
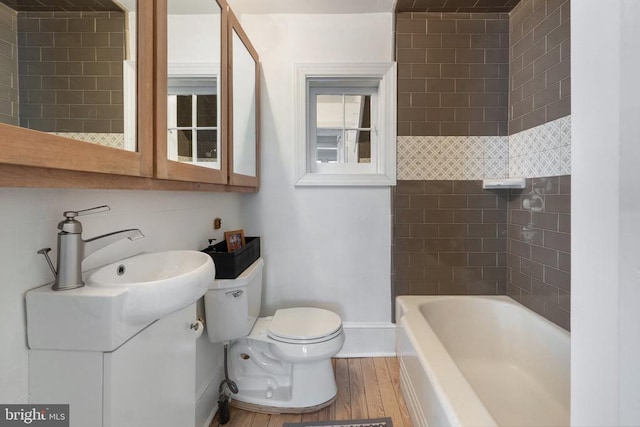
27;250;213;426
104;303;197;427
29;303;198;427
0;0;259;192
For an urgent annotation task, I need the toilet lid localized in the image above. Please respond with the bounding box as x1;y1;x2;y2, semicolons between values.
267;307;342;342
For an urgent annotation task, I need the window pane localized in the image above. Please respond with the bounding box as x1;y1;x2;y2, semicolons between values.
357;130;371;163
316;95;343;128
177;129;192;161
316;128;341;163
176;95;192;127
196;130;218;162
197;95;217;127
344;95;370;129
343;130;371;164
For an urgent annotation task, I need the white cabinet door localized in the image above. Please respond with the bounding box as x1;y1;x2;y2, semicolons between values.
29;350;104;427
103;304;197;427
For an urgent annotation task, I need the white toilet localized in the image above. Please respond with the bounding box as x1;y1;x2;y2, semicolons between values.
204;258;345;412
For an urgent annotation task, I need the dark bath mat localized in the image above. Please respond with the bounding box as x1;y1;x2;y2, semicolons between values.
283;417;393;427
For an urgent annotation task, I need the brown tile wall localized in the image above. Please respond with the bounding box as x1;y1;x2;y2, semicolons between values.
507;176;570;330
17;11;124;133
392;4;572;331
392;176;571;331
3;1;122;12
509;0;570;134
396;0;522;14
396;12;510;137
0;3;18;126
392;180;509;298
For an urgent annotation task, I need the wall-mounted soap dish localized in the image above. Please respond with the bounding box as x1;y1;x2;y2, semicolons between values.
482;178;526;189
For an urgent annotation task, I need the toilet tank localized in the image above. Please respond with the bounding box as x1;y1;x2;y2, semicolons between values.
204;258;263;343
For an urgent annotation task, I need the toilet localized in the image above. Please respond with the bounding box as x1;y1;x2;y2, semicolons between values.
204;258;345;412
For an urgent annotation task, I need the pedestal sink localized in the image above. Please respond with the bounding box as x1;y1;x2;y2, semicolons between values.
26;250;214;352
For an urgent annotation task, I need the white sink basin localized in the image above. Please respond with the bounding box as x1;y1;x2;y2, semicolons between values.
87;250;214;325
26;250;215;352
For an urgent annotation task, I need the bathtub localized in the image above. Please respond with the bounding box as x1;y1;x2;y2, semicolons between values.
396;296;570;427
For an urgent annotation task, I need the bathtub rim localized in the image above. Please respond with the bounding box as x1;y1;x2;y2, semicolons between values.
398;294;570;333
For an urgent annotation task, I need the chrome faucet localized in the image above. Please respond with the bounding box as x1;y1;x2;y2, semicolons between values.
38;205;145;291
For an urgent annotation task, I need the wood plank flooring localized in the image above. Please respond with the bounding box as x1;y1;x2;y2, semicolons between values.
210;357;413;427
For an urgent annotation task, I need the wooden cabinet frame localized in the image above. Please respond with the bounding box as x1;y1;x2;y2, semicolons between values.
154;0;229;185
0;0;258;193
0;1;154;180
227;9;260;188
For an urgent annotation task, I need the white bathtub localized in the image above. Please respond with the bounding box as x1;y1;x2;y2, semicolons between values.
396;296;570;427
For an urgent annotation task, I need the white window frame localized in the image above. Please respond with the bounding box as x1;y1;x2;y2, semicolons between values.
294;63;397;186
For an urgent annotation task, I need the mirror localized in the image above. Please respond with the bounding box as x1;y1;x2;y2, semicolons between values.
166;0;222;171
231;30;256;177
0;0;138;152
228;12;259;186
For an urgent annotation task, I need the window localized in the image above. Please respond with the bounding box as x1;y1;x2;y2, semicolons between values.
295;63;397;186
167;64;221;170
311;89;374;168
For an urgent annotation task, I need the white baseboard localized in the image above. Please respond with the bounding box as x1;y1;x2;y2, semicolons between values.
336;322;396;358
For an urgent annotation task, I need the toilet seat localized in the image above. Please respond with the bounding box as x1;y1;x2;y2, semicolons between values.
267;307;343;344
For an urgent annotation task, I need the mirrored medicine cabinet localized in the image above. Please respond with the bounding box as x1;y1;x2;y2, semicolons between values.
0;0;259;192
227;8;259;187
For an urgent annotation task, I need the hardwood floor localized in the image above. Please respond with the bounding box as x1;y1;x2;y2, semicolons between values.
210;357;413;427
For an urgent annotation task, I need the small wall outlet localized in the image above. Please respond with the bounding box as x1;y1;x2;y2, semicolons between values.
214;218;222;230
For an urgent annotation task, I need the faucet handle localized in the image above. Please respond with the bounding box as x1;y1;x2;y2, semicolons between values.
59;205;111;233
63;205;111;220
37;247;57;279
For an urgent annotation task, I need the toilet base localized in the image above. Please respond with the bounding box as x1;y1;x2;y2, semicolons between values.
228;340;339;412
230;393;336;415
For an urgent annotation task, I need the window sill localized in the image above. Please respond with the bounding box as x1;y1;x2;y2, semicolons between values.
295;172;395;187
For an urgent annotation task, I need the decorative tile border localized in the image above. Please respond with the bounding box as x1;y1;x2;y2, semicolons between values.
397;116;571;180
52;132;127;150
508;116;571;178
397;136;508;180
